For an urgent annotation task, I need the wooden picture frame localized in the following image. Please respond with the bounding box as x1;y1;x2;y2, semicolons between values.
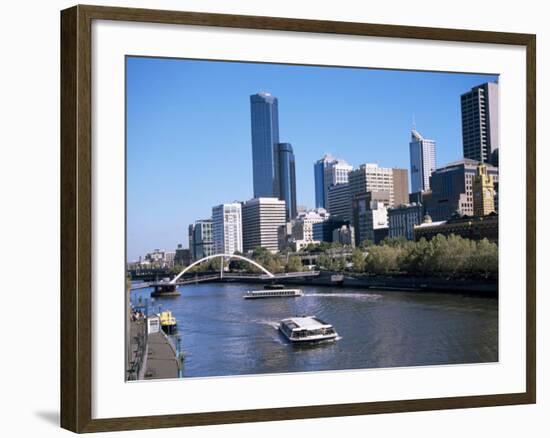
60;4;536;433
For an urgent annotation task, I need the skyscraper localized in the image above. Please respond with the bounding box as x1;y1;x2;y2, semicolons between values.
313;154;352;209
461;82;499;163
188;219;214;261
212;203;243;255
250;92;280;198
409;128;436;193
242;197;286;252
348;163;409;207
276;143;297;220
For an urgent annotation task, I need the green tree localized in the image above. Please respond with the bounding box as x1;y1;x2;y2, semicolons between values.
351;248;366;272
286;256;303;272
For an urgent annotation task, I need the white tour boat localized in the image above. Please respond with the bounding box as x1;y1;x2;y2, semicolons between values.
243;288;303;299
279;315;339;343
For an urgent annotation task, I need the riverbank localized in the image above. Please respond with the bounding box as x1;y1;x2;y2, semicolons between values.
224;271;498;295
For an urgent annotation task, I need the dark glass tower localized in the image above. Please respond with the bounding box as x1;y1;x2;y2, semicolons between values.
461;82;499;163
277;143;297;220
250;92;280;198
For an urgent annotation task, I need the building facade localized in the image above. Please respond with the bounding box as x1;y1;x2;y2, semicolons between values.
312;218;348;243
188;219;214;261
352;191;390;245
174;244;191;267
461;82;499;163
327;183;352;222
424;159;499;221
332;224;355;247
250;92;280;198
313;154;352;209
242;197;286;252
414;213;498;243
348;163;409;208
409;128;436;193
212;203;243;255
388;203;424;240
276;142;297;220
473;163;496;217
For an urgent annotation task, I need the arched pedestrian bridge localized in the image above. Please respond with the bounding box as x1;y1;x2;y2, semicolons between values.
130;253;319;295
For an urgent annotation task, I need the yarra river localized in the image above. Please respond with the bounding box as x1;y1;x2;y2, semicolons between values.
130;282;498;378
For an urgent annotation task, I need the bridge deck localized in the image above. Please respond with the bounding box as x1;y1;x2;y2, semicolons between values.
130;271;319;291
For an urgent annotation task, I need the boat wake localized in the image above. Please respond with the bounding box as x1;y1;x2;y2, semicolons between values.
304;293;381;301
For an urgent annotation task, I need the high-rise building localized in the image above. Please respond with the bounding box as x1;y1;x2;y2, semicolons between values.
212;203;243;255
424;159;498;221
461;82;499;163
242;197;286;252
473;163;496;216
327;183;352;222
388;203;424;240
250;92;280;198
314;154;353;209
352;191;390;245
349;163;409;207
188;219;214;261
409;129;436;193
276;142;297;220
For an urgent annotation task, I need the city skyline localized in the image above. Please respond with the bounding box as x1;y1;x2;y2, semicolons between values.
126;56;498;260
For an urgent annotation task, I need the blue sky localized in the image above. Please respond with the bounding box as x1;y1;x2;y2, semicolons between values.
126;56;497;260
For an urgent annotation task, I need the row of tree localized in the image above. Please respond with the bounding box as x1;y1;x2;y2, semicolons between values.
177;235;498;281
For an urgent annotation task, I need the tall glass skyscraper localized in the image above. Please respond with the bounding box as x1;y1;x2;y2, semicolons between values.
250;92;280;198
409;128;436;193
461;82;499;164
277;143;297;220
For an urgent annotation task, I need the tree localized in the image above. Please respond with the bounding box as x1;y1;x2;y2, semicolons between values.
351;248;366;272
286;256;303;272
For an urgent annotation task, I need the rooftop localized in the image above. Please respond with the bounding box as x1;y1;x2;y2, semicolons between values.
282;316;331;330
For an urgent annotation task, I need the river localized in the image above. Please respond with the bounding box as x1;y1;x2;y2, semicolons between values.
130;282;498;378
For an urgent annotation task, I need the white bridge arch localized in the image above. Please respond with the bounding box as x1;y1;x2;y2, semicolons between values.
170;253;275;284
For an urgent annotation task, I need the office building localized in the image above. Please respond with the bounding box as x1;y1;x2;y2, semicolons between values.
352;196;388;245
212;203;243;255
352;191;391;245
349;163;409;207
291;208;329;249
409;128;436;193
327;183;352;222
242;197;286;252
332;224;355;247
174;244;191;267
312;218;348;243
424;159;498;221
188;218;214;261
250;92;280;198
473;163;496;217
461;82;499;163
277;142;297;220
388;203;424;240
314;154;352;208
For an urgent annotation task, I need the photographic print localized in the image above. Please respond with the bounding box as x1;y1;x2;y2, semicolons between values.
125;57;500;381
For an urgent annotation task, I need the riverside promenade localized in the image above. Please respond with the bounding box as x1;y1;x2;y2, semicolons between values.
127;316;181;380
142;331;180;380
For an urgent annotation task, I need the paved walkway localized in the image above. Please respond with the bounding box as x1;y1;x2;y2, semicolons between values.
143;331;180;380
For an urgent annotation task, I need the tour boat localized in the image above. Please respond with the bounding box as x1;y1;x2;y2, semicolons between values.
158;310;177;334
243;288;303;299
279;315;339;343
